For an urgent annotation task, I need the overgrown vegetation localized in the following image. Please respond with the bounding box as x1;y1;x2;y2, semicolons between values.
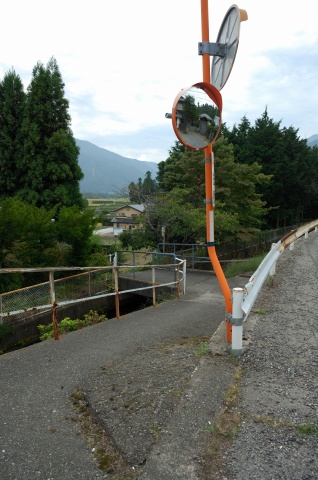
223;253;267;277
38;310;108;341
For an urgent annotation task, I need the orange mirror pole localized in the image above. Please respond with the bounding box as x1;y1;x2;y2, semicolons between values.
201;0;232;343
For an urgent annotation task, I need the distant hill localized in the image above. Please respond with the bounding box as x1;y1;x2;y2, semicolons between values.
307;134;318;147
76;139;158;194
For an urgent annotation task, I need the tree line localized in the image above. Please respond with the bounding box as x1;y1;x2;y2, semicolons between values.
121;108;318;249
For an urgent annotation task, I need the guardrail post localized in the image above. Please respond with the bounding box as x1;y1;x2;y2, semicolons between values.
269;243;276;277
290;241;294;251
305;229;309;239
231;287;244;356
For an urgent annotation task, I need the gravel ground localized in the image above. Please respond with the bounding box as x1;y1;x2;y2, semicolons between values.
221;233;318;480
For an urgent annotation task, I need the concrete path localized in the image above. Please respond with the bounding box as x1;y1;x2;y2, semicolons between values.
0;270;243;479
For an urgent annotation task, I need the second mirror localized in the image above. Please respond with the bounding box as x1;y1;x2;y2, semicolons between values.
172;82;222;150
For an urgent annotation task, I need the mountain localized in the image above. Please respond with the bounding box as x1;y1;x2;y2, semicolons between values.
307;134;318;147
76;139;158;194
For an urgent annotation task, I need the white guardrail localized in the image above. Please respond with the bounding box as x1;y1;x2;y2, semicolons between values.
230;219;318;356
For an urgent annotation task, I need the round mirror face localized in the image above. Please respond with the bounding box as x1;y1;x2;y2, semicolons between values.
172;83;222;150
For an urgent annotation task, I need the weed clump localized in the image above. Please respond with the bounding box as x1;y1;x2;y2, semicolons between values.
38;310;108;341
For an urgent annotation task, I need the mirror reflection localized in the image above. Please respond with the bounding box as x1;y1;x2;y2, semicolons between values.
173;86;221;149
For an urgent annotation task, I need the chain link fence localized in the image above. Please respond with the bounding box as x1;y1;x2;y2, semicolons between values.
157;226;297;269
0;268;113;325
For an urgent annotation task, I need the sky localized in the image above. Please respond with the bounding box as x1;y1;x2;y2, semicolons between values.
1;0;318;163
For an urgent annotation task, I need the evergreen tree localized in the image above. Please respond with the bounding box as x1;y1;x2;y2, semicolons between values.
128;178;143;203
142;171;157;197
225;115;253;164
128;171;157;203
0;69;25;199
181;95;197;132
17;57;84;209
152;137;269;242
227;108;317;227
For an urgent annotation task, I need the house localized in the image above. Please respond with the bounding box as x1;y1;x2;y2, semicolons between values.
111;204;145;236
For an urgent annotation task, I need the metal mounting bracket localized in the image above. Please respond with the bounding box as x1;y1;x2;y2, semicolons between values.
198;42;226;57
226;313;244;327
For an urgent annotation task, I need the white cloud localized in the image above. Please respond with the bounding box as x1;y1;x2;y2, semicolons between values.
1;0;318;160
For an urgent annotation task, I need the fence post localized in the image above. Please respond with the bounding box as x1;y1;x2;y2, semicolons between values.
231;288;244;356
114;267;120;318
49;271;59;340
152;266;156;306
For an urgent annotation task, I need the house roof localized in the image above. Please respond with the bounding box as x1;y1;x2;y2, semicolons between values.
113;204;145;213
129;204;145;212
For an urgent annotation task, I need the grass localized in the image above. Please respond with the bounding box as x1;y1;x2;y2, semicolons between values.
223;253;267;278
297;423;318;435
253;307;268;315
195;342;210;357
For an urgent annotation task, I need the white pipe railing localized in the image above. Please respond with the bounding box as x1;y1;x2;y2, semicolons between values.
230;219;318;356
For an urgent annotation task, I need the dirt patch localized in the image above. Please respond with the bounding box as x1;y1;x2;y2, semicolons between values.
71;336;210;477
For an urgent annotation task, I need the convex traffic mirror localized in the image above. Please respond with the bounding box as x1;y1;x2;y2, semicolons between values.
171;82;222;150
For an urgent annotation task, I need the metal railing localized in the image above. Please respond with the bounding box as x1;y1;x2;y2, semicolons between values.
0;256;186;339
157;226;297;269
230;220;318;355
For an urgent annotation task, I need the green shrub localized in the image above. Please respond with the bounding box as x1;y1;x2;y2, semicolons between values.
37;310;108;341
